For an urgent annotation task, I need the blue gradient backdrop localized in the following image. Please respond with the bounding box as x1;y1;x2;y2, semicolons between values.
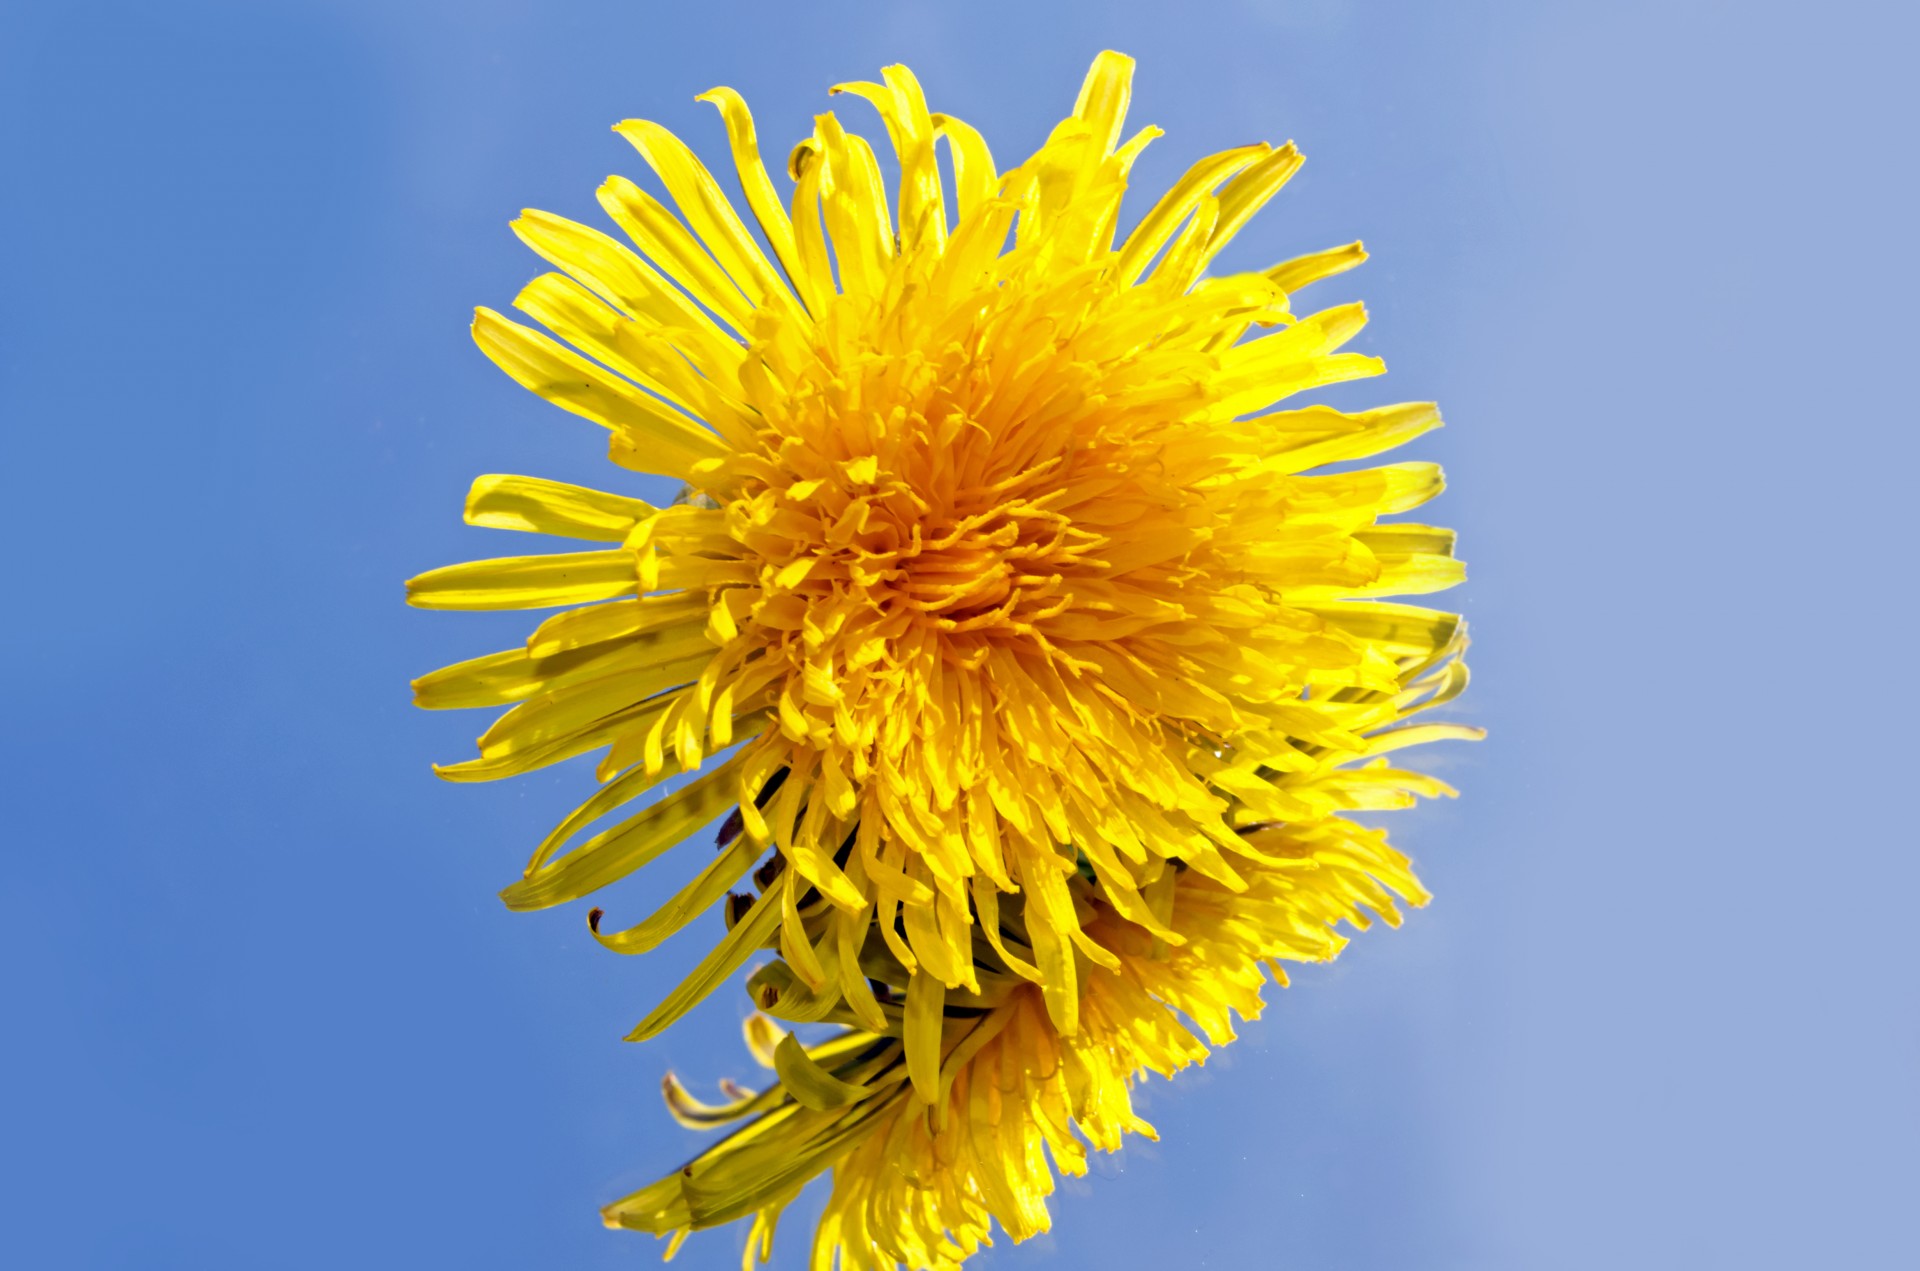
3;2;1913;1267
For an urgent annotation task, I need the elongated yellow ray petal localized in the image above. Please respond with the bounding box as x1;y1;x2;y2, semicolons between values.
694;87;805;295
474;641;713;723
625;883;783;1042
462;473;652;540
509;210;736;350
404;549;636;610
612;119;803;322
470;308;727;481
1112;143;1268;284
587;826;762;954
809;112;892;298
1184;142;1303;281
659;1070;785;1129
596;175;755;332
500;750;746;911
1267;239;1369;295
474;652;711;761
772;1032;874;1112
525;592;709;658
1258;401;1444;471
411;623;705;710
1072;50;1135;159
508;272;744;431
830;67;947;257
901;971;945;1104
431;694;679;784
930;112;998;221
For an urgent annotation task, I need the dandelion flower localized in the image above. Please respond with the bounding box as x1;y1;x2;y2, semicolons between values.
606;640;1473;1268
408;49;1476;1261
410;49;1467;1037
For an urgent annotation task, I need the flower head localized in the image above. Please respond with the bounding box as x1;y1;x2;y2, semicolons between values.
604;637;1467;1269
409;49;1475;1263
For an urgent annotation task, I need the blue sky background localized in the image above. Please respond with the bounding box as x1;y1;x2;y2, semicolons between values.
3;1;1915;1267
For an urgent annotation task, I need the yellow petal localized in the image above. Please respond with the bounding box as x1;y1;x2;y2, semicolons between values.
902;971;945;1104
1113;143;1268;285
499;750;745;911
694;87;805;297
462;473;652;541
431;694;675;784
930;112;998;223
404;549;636;610
525;592;710;658
588;828;763;955
1256;401;1442;472
772;1031;874;1112
1071;50;1135;158
470;307;727;482
1266;239;1368;296
412;620;709;711
596;175;755;332
625;884;783;1042
611;118;803;322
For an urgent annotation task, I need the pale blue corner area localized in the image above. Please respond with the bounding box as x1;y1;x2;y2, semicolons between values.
1;1;1913;1267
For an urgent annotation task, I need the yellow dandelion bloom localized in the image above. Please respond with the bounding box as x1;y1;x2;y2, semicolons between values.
413;47;1477;1264
605;639;1474;1268
409;49;1470;1046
